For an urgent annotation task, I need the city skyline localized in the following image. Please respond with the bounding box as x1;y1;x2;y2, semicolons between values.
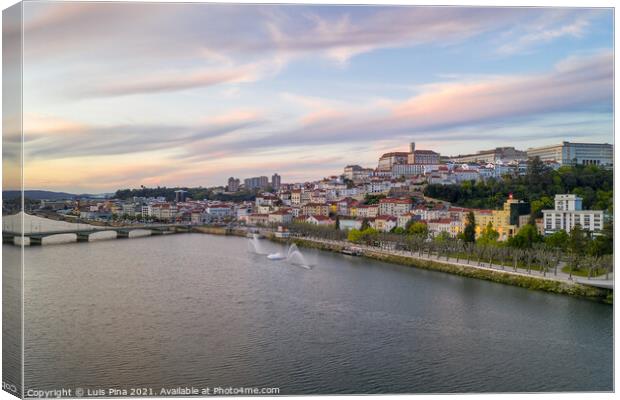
4;3;614;192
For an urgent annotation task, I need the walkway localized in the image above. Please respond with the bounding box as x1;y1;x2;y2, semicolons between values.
294;236;614;289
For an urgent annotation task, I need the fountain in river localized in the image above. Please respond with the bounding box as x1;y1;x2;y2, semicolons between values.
248;233;267;254
286;243;310;268
249;235;311;268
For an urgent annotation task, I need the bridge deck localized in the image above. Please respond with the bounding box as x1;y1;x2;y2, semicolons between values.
3;224;192;238
575;280;614;289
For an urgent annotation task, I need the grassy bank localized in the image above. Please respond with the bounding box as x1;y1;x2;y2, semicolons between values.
192;226;246;237
276;236;612;304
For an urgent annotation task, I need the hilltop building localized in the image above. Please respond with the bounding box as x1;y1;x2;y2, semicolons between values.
527;142;613;167
380;142;440;177
448;147;527;164
407;142;440;165
378;152;408;171
343;165;374;182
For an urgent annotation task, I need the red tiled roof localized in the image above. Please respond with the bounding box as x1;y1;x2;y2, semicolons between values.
376;215;397;221
303;202;328;207
379;198;412;204
380;152;409;158
271;209;291;215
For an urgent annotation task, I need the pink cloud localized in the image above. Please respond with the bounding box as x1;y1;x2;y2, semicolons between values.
391;51;612;129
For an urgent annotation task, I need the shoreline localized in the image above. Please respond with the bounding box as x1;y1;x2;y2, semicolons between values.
266;235;613;305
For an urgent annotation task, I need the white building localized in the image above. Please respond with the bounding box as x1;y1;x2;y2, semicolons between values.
391;163;426;178
338;218;363;231
206;205;233;219
527;142;613;167
268;210;292;225
356;205;379;218
371;215;398;232
542;194;604;234
378;198;413;216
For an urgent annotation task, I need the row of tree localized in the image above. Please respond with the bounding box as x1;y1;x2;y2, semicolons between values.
289;214;613;277
114;186;257;202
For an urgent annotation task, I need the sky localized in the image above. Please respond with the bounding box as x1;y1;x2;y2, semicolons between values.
2;2;614;192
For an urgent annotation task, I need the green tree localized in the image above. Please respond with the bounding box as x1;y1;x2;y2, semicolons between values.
587;222;613;256
360;218;370;231
530;196;553;219
348;229;363;243
477;222;499;246
568;225;588;256
544;230;569;250
507;224;542;249
462;211;476;243
347;227;378;245
391;226;406;235
364;194;386;205
434;231;451;243
407;221;429;238
334;215;340;230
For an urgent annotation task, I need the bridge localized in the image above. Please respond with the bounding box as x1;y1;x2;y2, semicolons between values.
2;224;194;245
574;279;614;290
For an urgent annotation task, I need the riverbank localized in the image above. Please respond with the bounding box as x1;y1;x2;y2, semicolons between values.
191;226;247;237
267;235;613;304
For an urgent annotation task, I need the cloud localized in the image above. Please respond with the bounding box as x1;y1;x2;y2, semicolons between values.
392;51;612;129
22;3;604;98
496;9;603;55
178;51;613;159
262;6;529;64
15;4;613;191
24;111;267;159
78;66;259;98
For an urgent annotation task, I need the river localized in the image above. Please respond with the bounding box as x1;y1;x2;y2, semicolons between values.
3;232;613;394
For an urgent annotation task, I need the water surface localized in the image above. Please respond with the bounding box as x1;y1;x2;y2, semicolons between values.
11;233;613;394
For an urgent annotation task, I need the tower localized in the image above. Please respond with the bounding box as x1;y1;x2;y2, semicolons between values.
271;173;281;191
408;142;416;164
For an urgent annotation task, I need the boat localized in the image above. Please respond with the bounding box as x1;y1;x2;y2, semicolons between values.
267;252;286;260
341;247;362;256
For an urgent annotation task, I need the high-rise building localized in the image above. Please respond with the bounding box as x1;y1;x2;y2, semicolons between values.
271;173;281;190
174;190;188;203
244;176;269;190
527;142;613;167
227;177;240;192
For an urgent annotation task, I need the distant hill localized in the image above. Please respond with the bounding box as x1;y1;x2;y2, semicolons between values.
2;190;111;200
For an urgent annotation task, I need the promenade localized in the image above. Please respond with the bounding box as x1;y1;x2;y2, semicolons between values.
290;235;614;289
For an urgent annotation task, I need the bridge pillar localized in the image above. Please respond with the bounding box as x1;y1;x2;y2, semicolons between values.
3;233;15;245
76;233;90;242
116;230;130;239
29;237;43;246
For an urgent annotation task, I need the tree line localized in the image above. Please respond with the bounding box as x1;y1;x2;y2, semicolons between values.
114;186;257;202
424;159;613;214
289;209;613;278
